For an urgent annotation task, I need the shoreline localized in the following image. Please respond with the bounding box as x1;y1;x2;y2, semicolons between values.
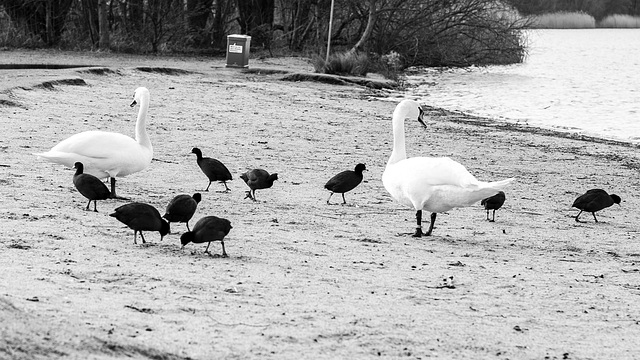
3;48;638;149
423;105;640;150
3;49;639;151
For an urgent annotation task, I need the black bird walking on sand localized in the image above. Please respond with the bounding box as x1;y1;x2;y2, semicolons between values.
163;193;202;232
481;191;506;222
110;202;170;244
325;163;366;205
572;189;621;223
72;162;111;212
191;147;232;192
181;216;232;257
240;168;278;201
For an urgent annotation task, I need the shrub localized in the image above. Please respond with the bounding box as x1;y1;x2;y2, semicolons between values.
375;51;403;81
367;1;529;67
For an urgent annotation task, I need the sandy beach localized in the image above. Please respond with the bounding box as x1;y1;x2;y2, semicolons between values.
1;49;640;359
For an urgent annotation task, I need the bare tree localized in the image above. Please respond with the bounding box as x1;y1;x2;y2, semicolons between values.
1;0;73;45
146;0;185;52
187;0;213;46
78;0;99;46
344;0;529;67
287;0;316;51
98;0;109;48
348;0;375;53
129;0;144;30
236;0;275;48
211;0;236;48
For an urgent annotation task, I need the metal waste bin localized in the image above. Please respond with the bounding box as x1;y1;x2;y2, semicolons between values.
226;35;251;68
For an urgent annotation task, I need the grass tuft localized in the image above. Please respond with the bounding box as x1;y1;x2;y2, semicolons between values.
313;51;371;77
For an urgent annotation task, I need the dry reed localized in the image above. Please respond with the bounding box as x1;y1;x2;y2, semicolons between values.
598;14;640;28
531;12;596;29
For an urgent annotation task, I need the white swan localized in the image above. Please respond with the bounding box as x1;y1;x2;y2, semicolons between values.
34;87;153;199
382;99;515;237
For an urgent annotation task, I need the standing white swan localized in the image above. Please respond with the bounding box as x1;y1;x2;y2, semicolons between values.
382;99;515;237
34;87;153;199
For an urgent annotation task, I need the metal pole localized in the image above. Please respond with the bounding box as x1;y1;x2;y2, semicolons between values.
326;0;335;63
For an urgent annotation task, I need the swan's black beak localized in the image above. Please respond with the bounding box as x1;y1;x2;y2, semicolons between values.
130;99;137;108
417;106;426;127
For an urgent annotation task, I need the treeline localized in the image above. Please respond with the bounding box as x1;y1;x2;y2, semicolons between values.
0;0;529;68
507;0;640;20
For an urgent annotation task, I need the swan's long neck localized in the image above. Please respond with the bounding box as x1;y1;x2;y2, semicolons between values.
387;107;407;166
135;93;151;151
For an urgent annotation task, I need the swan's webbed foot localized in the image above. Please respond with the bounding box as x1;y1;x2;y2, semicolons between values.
413;210;435;237
108;178;129;200
425;213;437;236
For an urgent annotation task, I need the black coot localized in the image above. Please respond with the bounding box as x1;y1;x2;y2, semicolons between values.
73;162;111;212
572;189;621;223
325;163;366;205
191;147;232;192
180;216;232;257
480;191;506;222
240;168;278;201
110;202;170;244
163;193;201;232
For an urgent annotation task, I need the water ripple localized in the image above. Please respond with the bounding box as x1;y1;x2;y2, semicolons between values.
405;29;640;143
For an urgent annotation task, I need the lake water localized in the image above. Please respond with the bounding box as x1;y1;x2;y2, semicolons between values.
400;29;640;143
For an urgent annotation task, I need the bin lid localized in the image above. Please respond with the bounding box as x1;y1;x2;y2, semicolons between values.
227;34;251;40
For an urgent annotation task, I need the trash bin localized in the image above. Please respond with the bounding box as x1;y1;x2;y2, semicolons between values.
226;35;251;68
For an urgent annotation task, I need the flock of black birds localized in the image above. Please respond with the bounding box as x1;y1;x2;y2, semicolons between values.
70;145;278;257
73;146;621;258
70;146;368;257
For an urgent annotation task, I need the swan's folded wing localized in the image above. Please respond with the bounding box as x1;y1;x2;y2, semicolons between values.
399;157;480;187
48;131;135;159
